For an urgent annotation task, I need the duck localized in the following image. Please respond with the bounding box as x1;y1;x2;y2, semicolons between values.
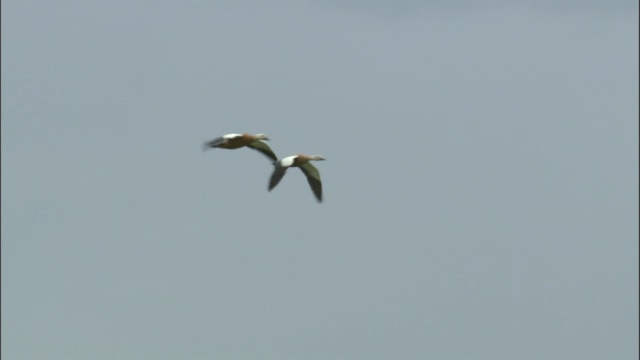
269;154;325;203
203;133;277;162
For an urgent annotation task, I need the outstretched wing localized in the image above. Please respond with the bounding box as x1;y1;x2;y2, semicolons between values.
247;141;278;162
299;162;322;203
202;136;226;151
269;165;288;191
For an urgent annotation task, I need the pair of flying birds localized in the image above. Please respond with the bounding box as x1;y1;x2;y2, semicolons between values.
203;133;325;203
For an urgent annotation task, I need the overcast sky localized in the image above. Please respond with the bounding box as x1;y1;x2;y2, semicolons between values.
2;1;638;359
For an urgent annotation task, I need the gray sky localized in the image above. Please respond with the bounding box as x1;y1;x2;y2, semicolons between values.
2;1;638;359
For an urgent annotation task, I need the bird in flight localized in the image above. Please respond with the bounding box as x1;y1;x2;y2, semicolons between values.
269;154;325;203
203;133;277;162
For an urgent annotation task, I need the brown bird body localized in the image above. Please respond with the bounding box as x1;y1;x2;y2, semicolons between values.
203;133;277;162
269;154;325;203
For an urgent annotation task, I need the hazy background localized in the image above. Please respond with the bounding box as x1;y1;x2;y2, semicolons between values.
2;1;638;359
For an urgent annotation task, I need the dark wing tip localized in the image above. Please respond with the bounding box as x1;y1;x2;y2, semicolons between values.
203;137;225;151
248;141;278;162
268;166;287;192
310;183;322;202
299;164;322;203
